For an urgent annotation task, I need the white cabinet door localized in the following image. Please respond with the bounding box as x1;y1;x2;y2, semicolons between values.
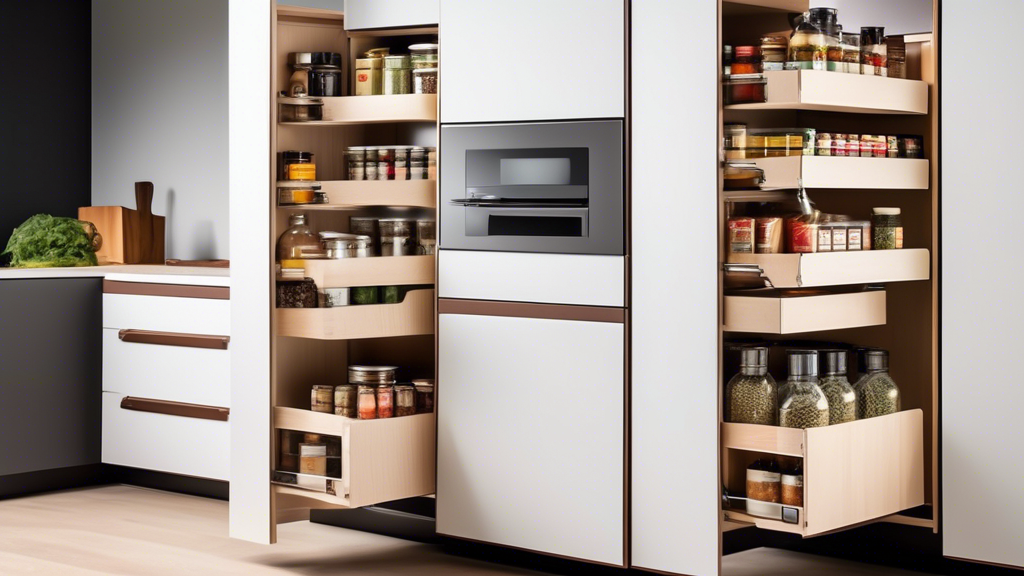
942;0;1024;569
343;0;437;30
439;0;625;123
437;312;625;566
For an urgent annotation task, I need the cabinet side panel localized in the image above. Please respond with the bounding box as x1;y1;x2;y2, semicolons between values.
630;1;720;575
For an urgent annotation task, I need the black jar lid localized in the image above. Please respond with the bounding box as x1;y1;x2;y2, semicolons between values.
820;349;847;375
788;350;819;377
863;349;889;371
311;52;342;66
739;346;769;368
282;150;314;162
860;26;885;44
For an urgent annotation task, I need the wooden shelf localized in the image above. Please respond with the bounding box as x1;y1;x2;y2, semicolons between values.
276;288;434;339
744;156;930;190
279;94;437;125
279;180;436;210
293;255;435;289
722;508;805;536
727;249;930;288
724;289;885;334
725;70;928;115
722;410;924;536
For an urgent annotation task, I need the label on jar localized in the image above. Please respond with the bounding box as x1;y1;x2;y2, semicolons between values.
832;227;848;251
848;227;863;250
817;227;833;252
789;220;818;253
895;227;904;248
728;218;755;254
747;469;781;484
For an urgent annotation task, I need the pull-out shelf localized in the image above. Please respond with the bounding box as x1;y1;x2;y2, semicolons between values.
278;180;436;210
725;69;928;115
724;289;885;334
727;250;930;288
721;410;924;537
279;94;438;125
742;155;930;190
276;288;435;340
293;256;436;289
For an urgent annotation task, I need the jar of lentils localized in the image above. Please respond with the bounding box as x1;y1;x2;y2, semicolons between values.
779;350;829;429
854;349;900;419
872;207;903;249
725;347;777;425
384;54;411;95
818;350;856;425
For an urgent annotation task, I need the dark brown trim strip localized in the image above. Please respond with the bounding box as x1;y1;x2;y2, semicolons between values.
103;280;229;300
438;299;625;324
120;396;229;422
119;329;230;350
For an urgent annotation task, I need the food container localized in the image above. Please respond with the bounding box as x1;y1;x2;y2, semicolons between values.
413;67;438;94
309;65;342;97
277;278;318;308
351;286;379;305
887;136;899;158
320;287;350;308
787;215;819;253
376;384;394;418
365;47;390;59
277;214;320;261
379;218;417;256
846;220;871;250
815;132;833;156
841;32;861;74
287;52;313;96
279;96;324;122
887;35;907;79
354;57;383;96
819;349;856;424
724;123;748;159
860;27;888;76
299;443;327;476
409;147;427;180
731;46;762;75
384;55;411;95
872;207;903;249
899;135;923;158
853;349;901;418
320;232;372;259
746;459;781;503
860;134;886;158
349;365;398;385
802;128;817;156
345;146;367;180
357;386;377;419
349;217;379;256
723;74;767;105
365;147;380;180
334;385;357;418
779;350;829;429
781;469;804;506
377;147;394;181
726;347;777;425
788;15;828;70
756;217;784;254
723;163;765;190
746;129;804;158
311;385;334;413
280;150;314;177
395;384;416;416
760;36;788;71
409;43;439;69
416;220;436;255
413;378;434;413
728;217;755;254
382;286;407;304
394;147;410;180
277;181;323;206
426;147;437;180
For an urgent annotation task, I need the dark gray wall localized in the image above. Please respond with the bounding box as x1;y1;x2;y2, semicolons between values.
0;1;91;257
0;279;102;476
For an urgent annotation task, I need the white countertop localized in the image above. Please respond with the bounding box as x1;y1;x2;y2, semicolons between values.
0;265;230;287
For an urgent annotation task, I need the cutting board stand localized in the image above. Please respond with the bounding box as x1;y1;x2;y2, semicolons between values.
79;182;166;265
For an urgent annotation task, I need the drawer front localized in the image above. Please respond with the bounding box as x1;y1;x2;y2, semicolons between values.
102;329;230;407
103;293;230;334
102;392;229;480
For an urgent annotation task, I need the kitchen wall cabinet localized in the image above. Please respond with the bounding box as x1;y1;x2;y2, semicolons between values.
344;0;437;30
438;0;625;123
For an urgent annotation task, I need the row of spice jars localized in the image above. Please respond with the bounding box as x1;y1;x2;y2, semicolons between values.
288;52;343;97
349;216;436;257
310;366;435;419
279;431;342;478
278;279;430;309
726;347;901;429
729;203;905;253
277;214;435;262
355;44;438;96
745;458;803;510
345;146;436;181
814;133;923;158
724;125;923;160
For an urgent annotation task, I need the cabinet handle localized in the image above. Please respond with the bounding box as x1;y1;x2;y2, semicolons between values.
120;396;229;422
118;329;229;350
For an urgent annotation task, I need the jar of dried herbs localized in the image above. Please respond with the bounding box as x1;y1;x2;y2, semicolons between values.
383;55;411;95
854;349;901;419
334;385;357;418
818;350;856;425
726;347;778;425
394;384;416;416
872;207;903;250
779;350;829;429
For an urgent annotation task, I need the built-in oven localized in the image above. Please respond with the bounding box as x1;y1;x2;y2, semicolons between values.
440;120;624;255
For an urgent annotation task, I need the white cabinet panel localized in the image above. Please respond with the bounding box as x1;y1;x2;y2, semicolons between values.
437;313;624;566
439;0;624;123
344;0;437;30
942;0;1024;569
103;293;230;335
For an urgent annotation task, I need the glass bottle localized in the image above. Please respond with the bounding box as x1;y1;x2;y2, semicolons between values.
788;13;827;71
854;349;901;419
276;214;319;262
357;385;377;420
376;384;394;418
860;27;888;76
818;350;856;424
807;8;841;71
726;347;778;425
779;350;829;429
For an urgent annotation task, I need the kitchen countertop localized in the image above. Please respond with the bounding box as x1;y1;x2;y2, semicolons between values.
0;265;230;287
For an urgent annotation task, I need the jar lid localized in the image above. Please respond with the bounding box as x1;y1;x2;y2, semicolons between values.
289;52;313;66
345;146;367;152
355;58;384;69
365;47;390;58
279;96;324;106
299;443;327;457
413;67;438;74
349;365;398;383
739;346;768;368
735;46;760;57
310;64;341;72
277;180;322;189
788;350;819;377
863;349;889;371
409;43;439;52
820;349;848;375
320;232;372;248
282;150;314;160
872;207;901;216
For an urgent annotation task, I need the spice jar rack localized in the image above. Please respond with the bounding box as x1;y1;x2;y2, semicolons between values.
278;94;437;126
724;70;928;115
746;155;930;190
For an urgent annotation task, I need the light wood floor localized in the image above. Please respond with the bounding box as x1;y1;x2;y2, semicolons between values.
0;485;928;576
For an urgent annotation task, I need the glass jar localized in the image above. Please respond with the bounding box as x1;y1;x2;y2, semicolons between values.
413;67;438;94
379;218;416;256
854;350;901;419
277;279;318;308
726;347;778;425
376;384;394;418
872;207;903;249
818;350;856;424
724;123;747;159
277;214;320;261
779;350;829;429
760;36;788;71
377;147;394;180
860;27;888;76
807;7;840;71
409;43;439;69
746;458;781;504
416;220;436;255
280;150;314;179
788;13;827;70
841;32;861;74
351;286;379;305
394;384;416;416
731;46;762;75
345;147;366;181
364;147;380;180
309;64;342;97
334;385;357;418
408;147;427;180
320;232;372;259
384;55;411;95
426;147;437;180
299;443;327;476
394;147;410;180
349;365;397;385
781;464;804;506
887;35;906;79
349;217;379;256
413;378;434;413
723;45;734;76
357;386;377;420
277;180;322;206
311;385;334;413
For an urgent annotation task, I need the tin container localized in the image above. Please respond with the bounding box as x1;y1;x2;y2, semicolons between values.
723;74;767;105
349;365;398;385
277;180;322;206
334;385;357;418
311;385;334;413
319;232;372;259
279;96;324;122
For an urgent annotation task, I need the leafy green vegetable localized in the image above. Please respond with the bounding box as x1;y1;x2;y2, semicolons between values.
3;214;99;268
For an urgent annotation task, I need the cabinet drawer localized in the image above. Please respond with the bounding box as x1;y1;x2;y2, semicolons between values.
103;293;230;334
102;392;229;480
102;328;230;407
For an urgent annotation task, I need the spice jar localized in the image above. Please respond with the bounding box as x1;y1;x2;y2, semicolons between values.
413;67;438;94
299;443;327;476
788;13;827;70
416;220;436;255
384;55;411;95
287;52;312;96
376;384;394;418
394;147;410;180
886;35;906;79
320;232;372;259
779;350;829;429
278;96;324;122
760;36;788;71
311;385;334;413
277;214;320;261
746;458;781;509
280;150;314;177
349;217;379;256
333;385;357;418
350;365;397;385
726;347;778;425
379;218;416;256
377;147;394;181
872;207;903;250
413;379;434;413
841;31;861;74
309;64;342;96
394;384;416;416
357;386;377;419
345;147;367;181
409;43;438;69
723;45;734;76
408;147;427;180
277;181;322;206
860;27;888;76
731;46;762;75
354;57;383;96
854;350;901;419
781;464;804;506
277;279;318;308
351;286;379;305
818;350;856;425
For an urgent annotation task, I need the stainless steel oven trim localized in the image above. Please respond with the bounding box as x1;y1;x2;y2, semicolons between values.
440;120;625;256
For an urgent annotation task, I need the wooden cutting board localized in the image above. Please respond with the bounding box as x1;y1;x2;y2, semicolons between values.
79;182;166;264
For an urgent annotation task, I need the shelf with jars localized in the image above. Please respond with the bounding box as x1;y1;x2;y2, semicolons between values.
276;288;434;340
277;179;436;211
726;249;930;288
725;70;928;115
278;94;437;126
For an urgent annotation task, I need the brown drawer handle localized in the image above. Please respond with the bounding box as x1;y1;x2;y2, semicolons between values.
118;329;229;350
120;396;229;422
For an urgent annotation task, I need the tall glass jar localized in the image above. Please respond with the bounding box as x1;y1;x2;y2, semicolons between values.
779;350;829;429
409;43;438;69
334;385;357;418
383;54;411;95
357;386;377;420
379;218;416;256
376;384;394;418
394;384;416;416
854;349;901;418
841;32;861;74
818;350;856;424
277;214;320;262
788;13;827;70
872;207;903;250
808;7;840;71
377;147;394;181
345;146;366;181
860;27;888;76
725;347;778;425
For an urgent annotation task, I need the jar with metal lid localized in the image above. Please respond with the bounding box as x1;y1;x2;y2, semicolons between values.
416;220;436;255
279;96;324;122
854;349;900;418
409;147;427;180
726;347;778;425
860;27;888;76
384;55;411;95
311;385;333;413
760;36;788;71
354;57;384;96
872;207;903;249
299;443;327;475
349;365;398;385
277;181;322;206
376;384;394;418
334;385;357;418
818;350;856;424
277;214;320;261
379;218;416;256
394;384;416;416
280;150;314;177
413;68;438;94
394;147;410;180
357;386;377;419
345;147;366;181
731;46;762;75
320;232;372;259
377;147;394;180
788;13;827;70
409;43;438;68
364;147;380;180
779;350;829;429
413;378;434;413
349;217;379;256
841;32;861;74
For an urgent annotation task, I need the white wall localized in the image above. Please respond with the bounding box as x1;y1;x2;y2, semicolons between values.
92;0;229;260
811;0;932;35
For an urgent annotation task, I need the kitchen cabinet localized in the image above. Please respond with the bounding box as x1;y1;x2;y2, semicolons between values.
344;0;437;30
438;0;625;123
437;311;625;566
